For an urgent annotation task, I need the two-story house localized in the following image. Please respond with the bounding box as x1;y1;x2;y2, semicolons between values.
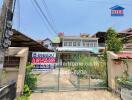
56;33;99;54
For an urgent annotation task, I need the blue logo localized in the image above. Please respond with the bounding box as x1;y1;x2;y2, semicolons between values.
110;5;125;16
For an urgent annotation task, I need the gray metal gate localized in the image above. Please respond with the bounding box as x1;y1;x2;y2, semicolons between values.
34;52;107;92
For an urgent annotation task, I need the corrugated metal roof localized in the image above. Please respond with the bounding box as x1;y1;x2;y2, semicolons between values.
116;53;132;59
11;29;52;52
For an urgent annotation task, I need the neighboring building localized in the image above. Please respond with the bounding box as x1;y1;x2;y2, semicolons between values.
92;28;132;52
92;32;106;52
57;33;99;54
41;38;52;50
37;37;61;51
37;40;43;44
119;28;132;50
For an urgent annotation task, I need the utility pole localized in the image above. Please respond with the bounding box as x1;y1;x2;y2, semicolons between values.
0;0;14;85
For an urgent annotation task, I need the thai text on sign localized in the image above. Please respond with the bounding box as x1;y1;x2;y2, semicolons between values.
31;52;56;71
32;52;56;64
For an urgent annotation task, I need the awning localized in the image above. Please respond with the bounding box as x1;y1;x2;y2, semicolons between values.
11;29;52;52
56;47;98;53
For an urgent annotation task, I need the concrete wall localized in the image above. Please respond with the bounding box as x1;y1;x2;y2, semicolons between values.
1;68;18;85
3;47;29;96
107;51;132;89
127;60;132;76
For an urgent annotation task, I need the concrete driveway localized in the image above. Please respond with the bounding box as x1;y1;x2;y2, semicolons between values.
30;90;121;100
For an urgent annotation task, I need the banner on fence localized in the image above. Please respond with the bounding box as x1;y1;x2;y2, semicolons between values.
31;52;56;72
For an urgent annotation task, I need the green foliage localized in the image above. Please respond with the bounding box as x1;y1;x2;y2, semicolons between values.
73;54;106;80
106;28;123;53
96;81;107;87
1;70;7;81
17;96;29;100
24;64;37;90
127;39;132;43
116;72;132;90
23;84;31;97
17;64;37;99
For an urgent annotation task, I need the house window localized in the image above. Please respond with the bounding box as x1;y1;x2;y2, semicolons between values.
83;41;85;47
83;41;87;47
90;43;93;47
93;42;97;47
73;42;76;46
69;42;72;46
4;57;20;68
77;41;80;46
64;42;67;46
86;42;89;47
44;44;49;48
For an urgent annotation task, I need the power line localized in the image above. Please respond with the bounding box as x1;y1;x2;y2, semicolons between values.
17;0;20;30
30;0;54;36
41;0;58;32
33;0;58;34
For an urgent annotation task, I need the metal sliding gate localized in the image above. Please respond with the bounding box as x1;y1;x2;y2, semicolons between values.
34;52;107;92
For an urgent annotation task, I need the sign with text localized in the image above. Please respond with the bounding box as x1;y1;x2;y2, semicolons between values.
31;52;56;72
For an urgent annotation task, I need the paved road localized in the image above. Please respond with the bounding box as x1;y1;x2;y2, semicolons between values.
30;90;121;100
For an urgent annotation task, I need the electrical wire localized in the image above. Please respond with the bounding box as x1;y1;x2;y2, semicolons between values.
30;0;54;36
17;0;20;30
33;0;58;34
41;0;58;32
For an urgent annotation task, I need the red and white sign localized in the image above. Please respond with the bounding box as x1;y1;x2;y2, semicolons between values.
31;52;56;72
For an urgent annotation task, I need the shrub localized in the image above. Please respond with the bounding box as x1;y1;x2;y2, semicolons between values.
116;72;132;90
23;84;31;97
17;64;37;99
24;64;37;90
17;96;29;100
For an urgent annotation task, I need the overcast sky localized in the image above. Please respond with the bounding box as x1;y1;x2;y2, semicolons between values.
1;0;132;40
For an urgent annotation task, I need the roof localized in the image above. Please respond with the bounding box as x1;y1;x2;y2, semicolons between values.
36;40;43;44
110;5;125;10
11;29;52;52
43;38;52;41
62;36;98;40
116;53;132;59
124;43;132;49
92;32;106;38
120;28;132;34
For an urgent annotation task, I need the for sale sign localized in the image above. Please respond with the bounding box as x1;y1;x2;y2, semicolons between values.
31;52;56;72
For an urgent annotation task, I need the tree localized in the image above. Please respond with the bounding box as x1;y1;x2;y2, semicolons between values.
106;28;123;53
